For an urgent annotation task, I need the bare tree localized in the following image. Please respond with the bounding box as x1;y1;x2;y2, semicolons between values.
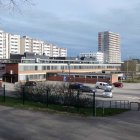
0;0;32;11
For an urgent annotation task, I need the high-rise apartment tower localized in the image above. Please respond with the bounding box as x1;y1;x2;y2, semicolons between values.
98;31;121;63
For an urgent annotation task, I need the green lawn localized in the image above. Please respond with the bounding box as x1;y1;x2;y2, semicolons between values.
0;96;129;116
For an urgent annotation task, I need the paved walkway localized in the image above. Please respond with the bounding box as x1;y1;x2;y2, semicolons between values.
0;106;140;140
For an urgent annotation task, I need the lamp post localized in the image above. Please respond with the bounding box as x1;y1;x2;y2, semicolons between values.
67;62;71;96
67;62;70;82
93;91;96;116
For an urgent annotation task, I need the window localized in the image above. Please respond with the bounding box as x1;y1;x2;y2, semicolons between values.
47;66;50;70
35;66;38;70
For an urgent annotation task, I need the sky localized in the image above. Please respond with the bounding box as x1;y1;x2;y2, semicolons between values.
0;0;140;60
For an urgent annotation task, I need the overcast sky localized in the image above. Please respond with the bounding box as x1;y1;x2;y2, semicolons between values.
0;0;140;60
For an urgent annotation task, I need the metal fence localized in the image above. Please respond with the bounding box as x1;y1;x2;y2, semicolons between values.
96;100;130;109
1;84;139;116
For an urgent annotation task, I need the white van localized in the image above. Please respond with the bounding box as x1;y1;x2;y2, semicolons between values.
95;82;113;90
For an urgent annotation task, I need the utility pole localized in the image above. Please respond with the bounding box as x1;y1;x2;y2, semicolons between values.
67;62;70;82
126;60;128;78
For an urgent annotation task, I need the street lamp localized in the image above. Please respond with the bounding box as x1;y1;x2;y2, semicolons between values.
67;62;70;82
93;91;96;116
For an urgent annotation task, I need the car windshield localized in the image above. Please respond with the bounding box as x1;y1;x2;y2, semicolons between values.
104;88;112;92
106;84;111;86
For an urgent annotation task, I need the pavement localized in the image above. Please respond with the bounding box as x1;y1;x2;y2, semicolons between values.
0;105;140;140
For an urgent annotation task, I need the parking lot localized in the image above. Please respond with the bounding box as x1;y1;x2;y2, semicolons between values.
1;82;140;103
80;82;140;102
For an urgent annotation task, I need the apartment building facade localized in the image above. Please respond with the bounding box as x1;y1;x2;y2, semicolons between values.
0;30;20;59
20;36;32;53
8;34;20;57
43;43;52;56
20;36;67;57
0;30;9;59
0;30;67;59
98;31;121;63
60;48;67;57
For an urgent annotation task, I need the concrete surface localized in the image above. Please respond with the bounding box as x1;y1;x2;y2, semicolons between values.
0;105;140;140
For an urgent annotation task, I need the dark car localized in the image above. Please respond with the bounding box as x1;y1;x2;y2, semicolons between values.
113;82;123;88
80;85;96;93
69;83;83;90
24;81;37;86
69;83;96;93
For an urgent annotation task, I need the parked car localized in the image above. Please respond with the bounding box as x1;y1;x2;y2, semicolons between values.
102;88;113;98
113;82;123;88
69;83;83;90
23;81;37;93
80;85;96;93
24;81;37;86
95;82;113;90
69;83;96;93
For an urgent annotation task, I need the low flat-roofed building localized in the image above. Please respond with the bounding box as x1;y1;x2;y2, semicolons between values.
2;53;121;83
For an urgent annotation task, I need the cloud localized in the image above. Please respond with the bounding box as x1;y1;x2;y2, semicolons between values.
1;0;140;59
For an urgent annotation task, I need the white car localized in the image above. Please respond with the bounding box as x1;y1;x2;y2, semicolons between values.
95;82;113;90
102;88;113;98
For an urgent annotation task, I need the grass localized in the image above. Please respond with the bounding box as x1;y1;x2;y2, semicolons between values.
0;96;129;116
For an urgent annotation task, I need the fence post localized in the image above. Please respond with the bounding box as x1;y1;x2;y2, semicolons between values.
102;101;104;116
115;100;117;108
46;89;49;107
93;91;96;116
77;90;80;112
22;86;25;105
130;102;132;110
138;103;140;111
3;84;5;102
110;101;112;109
128;101;130;109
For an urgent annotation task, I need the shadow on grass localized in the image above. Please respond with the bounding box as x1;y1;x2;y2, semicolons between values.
0;96;129;117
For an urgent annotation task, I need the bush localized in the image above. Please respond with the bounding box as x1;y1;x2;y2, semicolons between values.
15;82;94;108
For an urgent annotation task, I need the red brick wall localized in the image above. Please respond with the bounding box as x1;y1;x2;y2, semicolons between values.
5;64;18;74
47;76;110;84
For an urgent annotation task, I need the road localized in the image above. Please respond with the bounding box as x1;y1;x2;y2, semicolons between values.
83;83;140;102
0;105;140;140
